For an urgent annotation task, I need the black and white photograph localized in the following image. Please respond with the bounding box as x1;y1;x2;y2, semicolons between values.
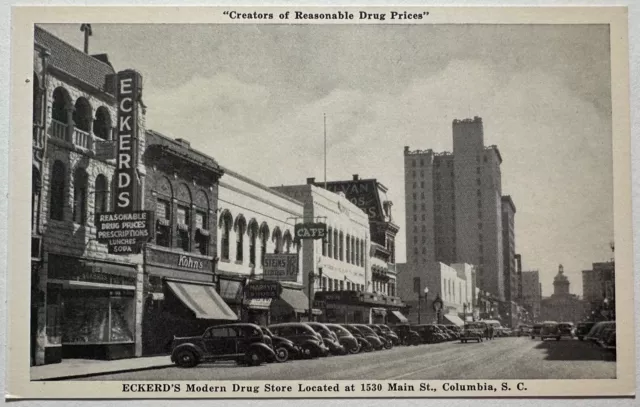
5;5;634;399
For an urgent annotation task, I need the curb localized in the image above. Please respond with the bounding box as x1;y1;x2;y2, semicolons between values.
33;363;175;381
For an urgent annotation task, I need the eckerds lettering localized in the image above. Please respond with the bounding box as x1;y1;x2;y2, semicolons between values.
115;70;142;213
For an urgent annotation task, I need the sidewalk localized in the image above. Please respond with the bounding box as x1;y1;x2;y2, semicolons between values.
30;356;173;381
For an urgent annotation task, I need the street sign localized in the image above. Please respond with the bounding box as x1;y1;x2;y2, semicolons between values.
245;280;282;300
263;253;299;282
294;222;327;240
95;210;152;254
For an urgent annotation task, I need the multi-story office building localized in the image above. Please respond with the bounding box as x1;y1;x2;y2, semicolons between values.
582;261;615;319
402;116;506;300
521;270;542;320
501;196;517;306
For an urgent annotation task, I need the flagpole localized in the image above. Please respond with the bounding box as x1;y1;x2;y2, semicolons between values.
324;113;327;189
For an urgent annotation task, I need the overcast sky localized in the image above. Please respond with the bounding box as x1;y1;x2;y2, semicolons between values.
41;23;614;297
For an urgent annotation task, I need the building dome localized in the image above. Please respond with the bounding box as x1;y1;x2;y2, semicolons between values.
553;264;570;296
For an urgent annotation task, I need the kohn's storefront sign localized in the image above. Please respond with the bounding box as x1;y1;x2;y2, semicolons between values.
115;70;142;213
294;222;327;240
245;280;282;300
95;211;152;254
263;254;299;282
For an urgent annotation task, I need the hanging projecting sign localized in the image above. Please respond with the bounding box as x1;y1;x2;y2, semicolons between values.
294;222;327;240
115;70;142;213
95;211;152;254
263;253;299;282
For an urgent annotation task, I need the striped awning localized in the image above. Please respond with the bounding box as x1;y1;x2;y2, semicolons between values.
280;287;309;313
166;280;238;321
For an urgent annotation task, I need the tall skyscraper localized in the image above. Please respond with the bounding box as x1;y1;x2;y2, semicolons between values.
502;196;517;305
403;116;506;300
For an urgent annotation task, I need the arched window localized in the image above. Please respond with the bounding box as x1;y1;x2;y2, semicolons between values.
247;219;258;266
283;230;293;254
339;231;344;261
355;238;360;266
333;229;338;260
49;161;65;221
234;215;246;262
259;222;270;266
327;227;333;258
93;106;112;140
219;210;233;261
73;97;93;133
33;74;41;123
73;167;88;224
52;87;70;124
272;227;282;254
94;174;108;215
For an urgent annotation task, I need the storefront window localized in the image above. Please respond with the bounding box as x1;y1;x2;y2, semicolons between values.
46;284;62;345
62;290;134;344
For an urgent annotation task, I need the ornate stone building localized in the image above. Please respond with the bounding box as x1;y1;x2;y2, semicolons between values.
540;265;587;323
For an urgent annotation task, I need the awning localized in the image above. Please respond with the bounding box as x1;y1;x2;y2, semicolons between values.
279;287;309;313
219;279;243;302
166;280;238;320
244;298;272;310
390;310;409;323
443;314;465;327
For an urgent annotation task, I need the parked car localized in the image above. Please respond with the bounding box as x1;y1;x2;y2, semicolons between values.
557;322;575;339
414;324;445;343
585;321;616;347
391;324;422;346
439;325;459;340
324;323;360;354
367;324;395;349
575;322;596;341
446;325;463;339
516;325;531;337
268;323;328;359
341;324;374;352
459;322;484;343
352;324;386;350
374;324;401;346
170;323;276;368
259;326;298;363
306;322;345;355
530;323;543;339
540;321;561;341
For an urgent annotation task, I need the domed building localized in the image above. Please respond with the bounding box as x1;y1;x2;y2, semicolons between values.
540;265;587;323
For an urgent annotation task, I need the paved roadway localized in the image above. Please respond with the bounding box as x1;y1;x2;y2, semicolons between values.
82;337;615;380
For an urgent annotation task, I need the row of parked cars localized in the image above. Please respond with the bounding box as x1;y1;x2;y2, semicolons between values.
171;322;405;368
170;321;479;368
518;320;616;350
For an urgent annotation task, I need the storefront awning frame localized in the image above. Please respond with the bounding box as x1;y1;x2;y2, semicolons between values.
165;279;238;321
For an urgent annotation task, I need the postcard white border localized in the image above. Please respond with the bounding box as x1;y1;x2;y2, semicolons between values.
5;5;635;400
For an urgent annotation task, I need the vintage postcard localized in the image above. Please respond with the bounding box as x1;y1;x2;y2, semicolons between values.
6;5;634;399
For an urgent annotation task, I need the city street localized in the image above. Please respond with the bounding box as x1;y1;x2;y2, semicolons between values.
80;337;615;381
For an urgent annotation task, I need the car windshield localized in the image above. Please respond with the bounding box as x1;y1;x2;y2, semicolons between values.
261;326;274;336
378;325;391;332
344;325;361;335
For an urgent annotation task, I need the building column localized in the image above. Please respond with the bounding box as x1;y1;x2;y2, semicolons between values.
65;103;74;143
134;261;144;357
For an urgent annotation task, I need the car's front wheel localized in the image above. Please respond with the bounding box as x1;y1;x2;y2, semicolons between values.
246;350;264;366
274;347;289;363
174;349;198;368
348;343;360;354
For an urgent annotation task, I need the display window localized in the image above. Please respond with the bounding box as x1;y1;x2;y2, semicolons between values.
61;289;135;344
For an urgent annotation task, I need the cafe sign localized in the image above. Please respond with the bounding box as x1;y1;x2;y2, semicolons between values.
245;280;282;300
95;211;152;254
263;253;298;282
294;222;327;240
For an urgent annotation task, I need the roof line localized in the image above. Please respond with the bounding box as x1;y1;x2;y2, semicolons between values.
35;25;115;72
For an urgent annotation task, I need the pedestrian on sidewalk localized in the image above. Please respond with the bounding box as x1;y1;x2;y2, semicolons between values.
484;324;490;340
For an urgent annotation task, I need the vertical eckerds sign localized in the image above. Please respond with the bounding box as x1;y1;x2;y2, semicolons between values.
115;70;142;213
